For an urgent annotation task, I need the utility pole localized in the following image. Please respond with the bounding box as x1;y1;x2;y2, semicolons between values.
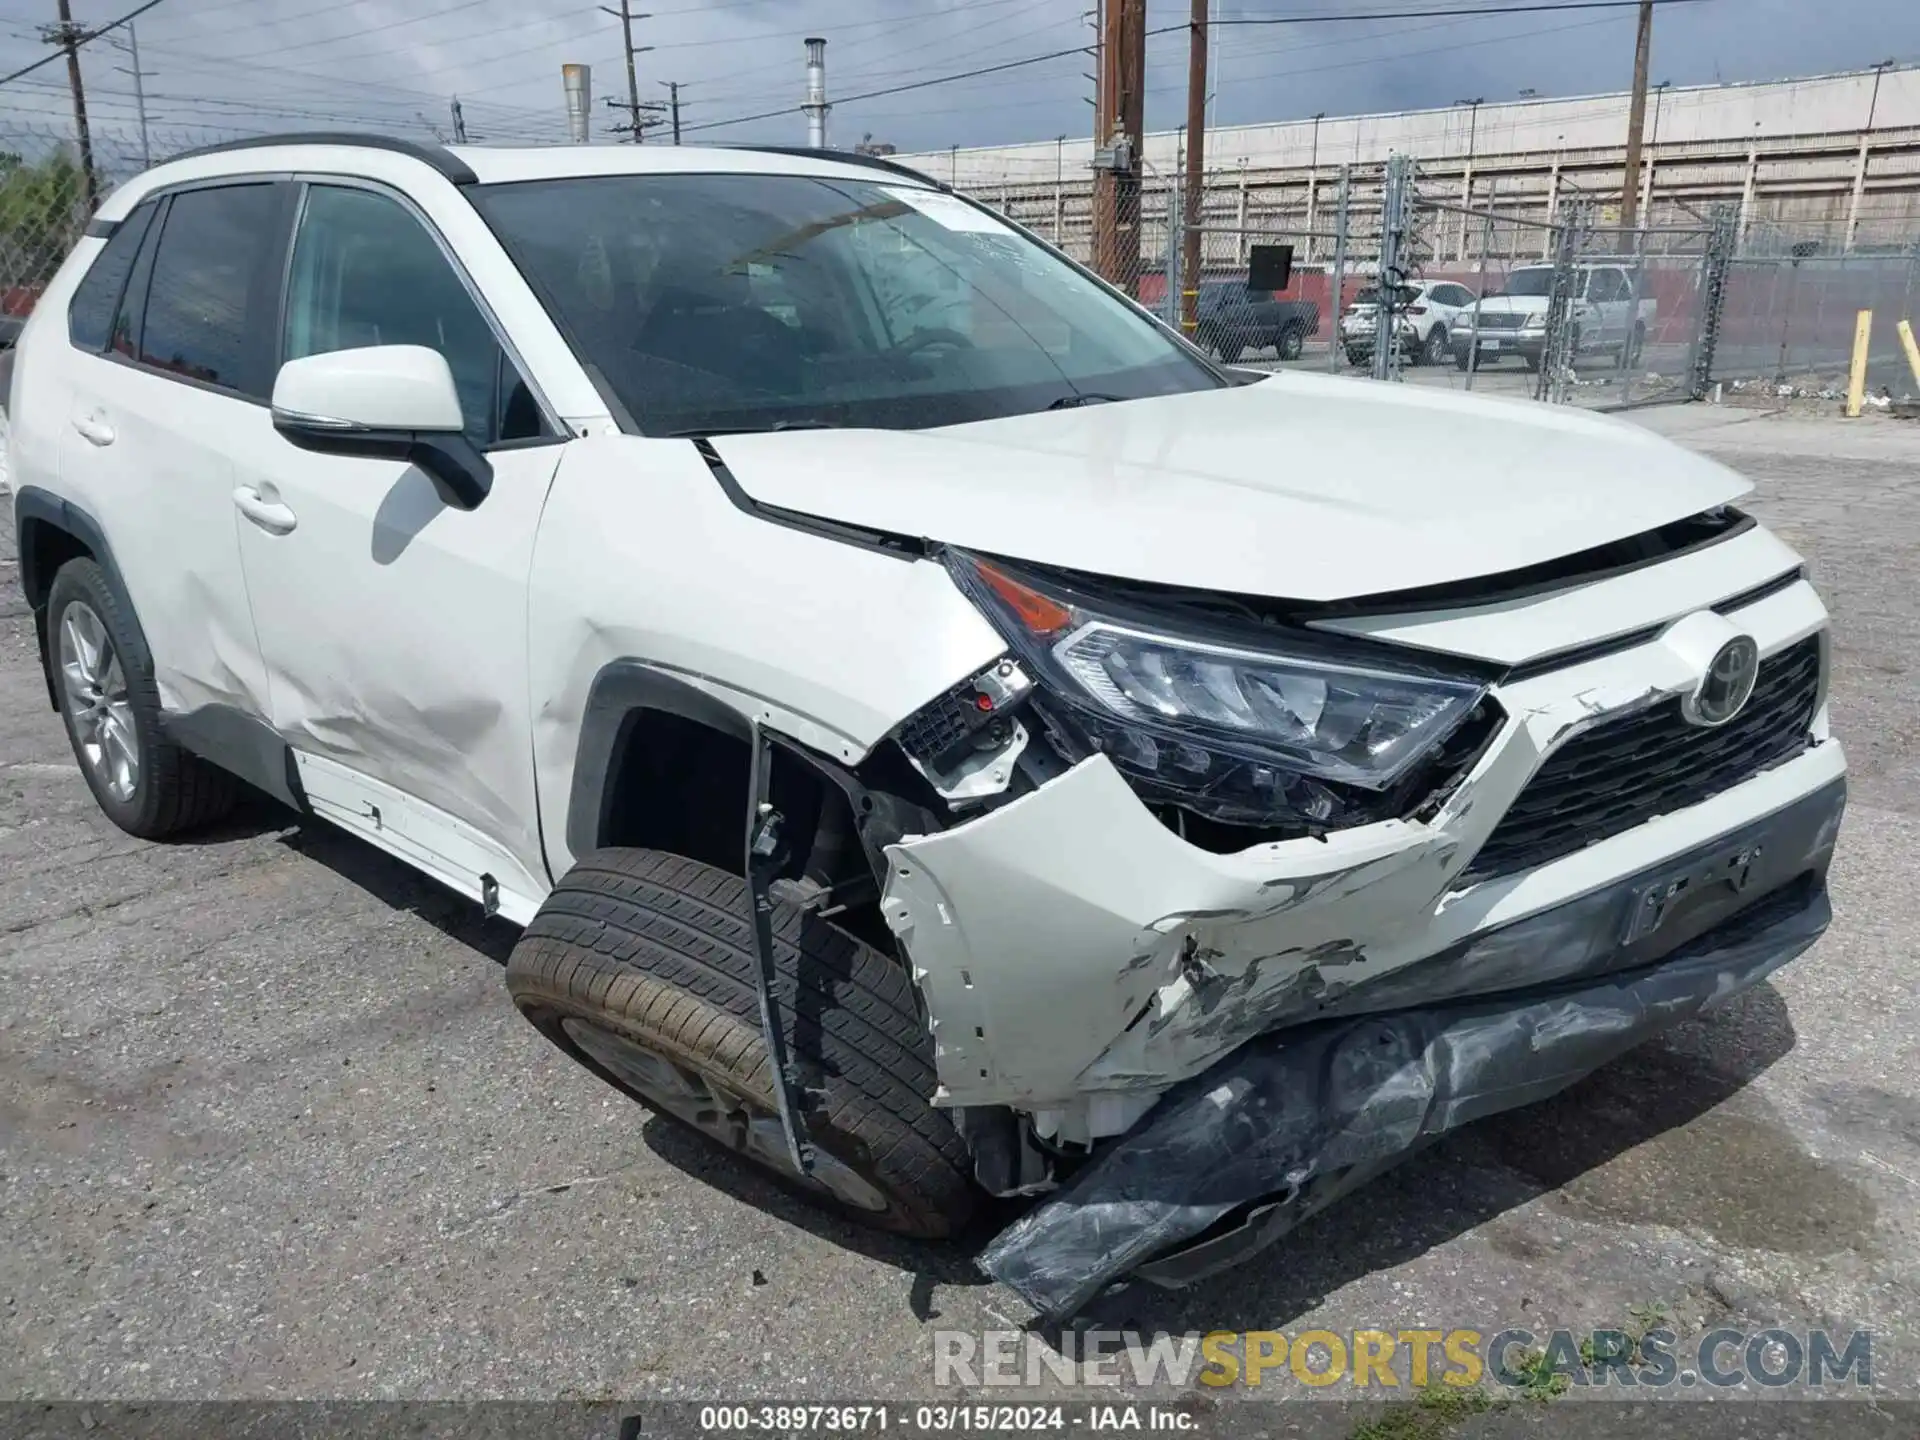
1179;0;1206;337
662;79;681;144
110;20;151;169
599;0;664;141
449;95;468;143
1619;0;1654;233
1091;0;1144;293
45;0;99;212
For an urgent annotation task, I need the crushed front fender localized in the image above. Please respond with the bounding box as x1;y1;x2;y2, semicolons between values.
976;779;1841;1321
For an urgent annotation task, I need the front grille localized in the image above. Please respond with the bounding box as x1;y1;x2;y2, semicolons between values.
1463;635;1823;882
1475;312;1529;330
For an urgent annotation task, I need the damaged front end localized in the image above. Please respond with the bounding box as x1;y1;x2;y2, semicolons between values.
870;549;1843;1319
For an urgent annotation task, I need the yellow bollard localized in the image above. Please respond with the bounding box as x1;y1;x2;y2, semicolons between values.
1899;319;1920;391
1846;309;1872;418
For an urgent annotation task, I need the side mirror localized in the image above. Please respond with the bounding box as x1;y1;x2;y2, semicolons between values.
271;345;492;511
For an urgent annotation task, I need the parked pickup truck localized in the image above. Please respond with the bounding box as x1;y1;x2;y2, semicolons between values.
1193;279;1320;363
1450;262;1655;370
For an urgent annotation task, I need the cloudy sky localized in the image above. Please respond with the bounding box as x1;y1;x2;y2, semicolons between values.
0;0;1915;163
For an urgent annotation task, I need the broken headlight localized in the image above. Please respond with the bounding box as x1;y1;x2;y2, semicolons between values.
946;550;1488;829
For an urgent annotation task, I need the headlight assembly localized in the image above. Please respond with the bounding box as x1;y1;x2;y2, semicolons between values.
945;551;1492;830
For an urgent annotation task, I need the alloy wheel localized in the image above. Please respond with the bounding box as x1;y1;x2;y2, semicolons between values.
57;600;139;803
560;1018;890;1213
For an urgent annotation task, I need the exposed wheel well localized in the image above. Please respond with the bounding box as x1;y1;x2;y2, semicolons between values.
19;514;94;612
17;515;96;710
593;708;891;950
598;709;753;871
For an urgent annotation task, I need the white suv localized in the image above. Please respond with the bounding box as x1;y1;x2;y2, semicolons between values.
1339;279;1476;367
7;136;1844;1320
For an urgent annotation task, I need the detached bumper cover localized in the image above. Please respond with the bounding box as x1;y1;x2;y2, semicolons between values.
978;778;1843;1322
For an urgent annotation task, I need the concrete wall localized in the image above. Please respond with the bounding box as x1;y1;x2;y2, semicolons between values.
896;64;1920;263
898;64;1920;188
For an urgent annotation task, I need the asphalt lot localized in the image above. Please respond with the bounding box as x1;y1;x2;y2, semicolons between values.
2;402;1918;1406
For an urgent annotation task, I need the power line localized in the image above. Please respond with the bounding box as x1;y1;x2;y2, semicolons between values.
1155;0;1711;30
0;0;171;88
682;40;1094;135
678;0;1717;138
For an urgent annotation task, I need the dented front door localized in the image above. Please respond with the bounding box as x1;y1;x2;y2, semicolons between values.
233;180;563;893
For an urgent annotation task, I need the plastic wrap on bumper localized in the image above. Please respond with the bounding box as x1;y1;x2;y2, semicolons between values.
978;854;1836;1323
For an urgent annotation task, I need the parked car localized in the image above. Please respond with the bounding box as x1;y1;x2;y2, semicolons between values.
1339;279;1476;366
10;136;1843;1321
1192;279;1319;363
1451;262;1655;370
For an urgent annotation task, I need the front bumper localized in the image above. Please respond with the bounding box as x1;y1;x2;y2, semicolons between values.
881;579;1837;1118
1453;330;1545;360
978;781;1840;1319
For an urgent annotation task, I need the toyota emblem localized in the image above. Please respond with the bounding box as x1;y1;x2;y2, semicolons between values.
1685;636;1760;727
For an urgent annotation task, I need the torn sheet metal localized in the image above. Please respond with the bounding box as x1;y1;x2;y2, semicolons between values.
979;863;1837;1322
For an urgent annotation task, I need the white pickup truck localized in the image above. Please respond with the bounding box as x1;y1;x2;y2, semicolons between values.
1450;262;1655;371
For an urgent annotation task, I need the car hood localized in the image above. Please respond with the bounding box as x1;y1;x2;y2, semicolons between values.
1470;294;1553;316
711;373;1750;603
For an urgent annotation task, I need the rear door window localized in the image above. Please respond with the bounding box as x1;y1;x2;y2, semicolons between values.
67;201;157;351
138;183;282;398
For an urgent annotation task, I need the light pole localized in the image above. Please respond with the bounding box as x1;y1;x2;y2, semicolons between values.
1866;57;1897;131
1641;78;1671;218
1454;97;1484;260
1306;111;1325;257
1055;133;1066;243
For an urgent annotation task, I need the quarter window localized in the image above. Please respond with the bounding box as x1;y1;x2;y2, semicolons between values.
139;183;280;396
282;184;543;446
67;200;156;352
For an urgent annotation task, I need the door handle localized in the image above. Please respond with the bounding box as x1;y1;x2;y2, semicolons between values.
232;485;298;536
72;414;115;447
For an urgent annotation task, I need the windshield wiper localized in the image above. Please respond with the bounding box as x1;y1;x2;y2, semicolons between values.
1046;393;1125;410
661;419;840;439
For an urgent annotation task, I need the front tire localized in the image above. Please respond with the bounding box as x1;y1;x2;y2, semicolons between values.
1276;325;1305;362
47;559;237;838
507;847;977;1239
1216;338;1243;364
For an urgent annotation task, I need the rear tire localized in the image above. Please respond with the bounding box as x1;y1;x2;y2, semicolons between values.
1216;338;1243;364
46;558;237;838
1422;326;1449;366
507;847;977;1239
1276;325;1305;362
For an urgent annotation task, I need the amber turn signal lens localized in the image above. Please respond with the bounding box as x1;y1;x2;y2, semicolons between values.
972;559;1073;637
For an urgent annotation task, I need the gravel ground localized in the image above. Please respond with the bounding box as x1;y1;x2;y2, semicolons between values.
1;404;1916;1407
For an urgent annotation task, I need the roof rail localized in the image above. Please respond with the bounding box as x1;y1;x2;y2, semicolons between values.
729;145;946;191
164;132;477;186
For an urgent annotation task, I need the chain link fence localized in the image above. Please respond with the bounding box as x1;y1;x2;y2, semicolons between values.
1;117;267;346
1706;217;1920;405
959;151;1920;415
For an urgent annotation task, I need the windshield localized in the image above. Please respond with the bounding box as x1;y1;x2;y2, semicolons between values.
472;172;1222;436
1492;268;1557;298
